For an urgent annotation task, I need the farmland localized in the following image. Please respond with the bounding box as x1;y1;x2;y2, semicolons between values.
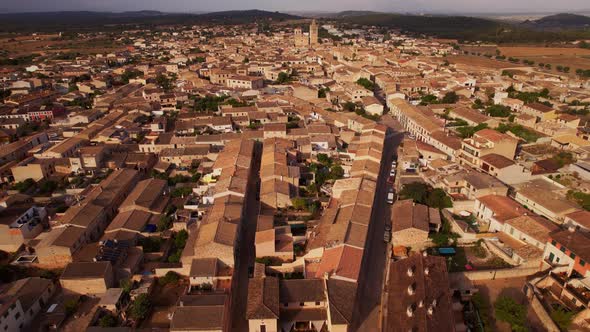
498;46;590;70
0;34;125;57
447;55;525;69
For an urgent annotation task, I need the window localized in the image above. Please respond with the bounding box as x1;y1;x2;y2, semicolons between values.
560;246;566;253
284;303;288;307
260;325;266;332
315;302;320;305
14;312;20;320
299;302;305;307
570;253;576;259
581;260;586;267
551;240;557;246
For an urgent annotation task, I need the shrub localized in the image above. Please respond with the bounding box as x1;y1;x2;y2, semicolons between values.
98;314;117;327
128;294;151;321
494;295;527;331
159;271;180;286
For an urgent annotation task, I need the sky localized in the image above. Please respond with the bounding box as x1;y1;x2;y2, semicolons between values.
1;0;589;14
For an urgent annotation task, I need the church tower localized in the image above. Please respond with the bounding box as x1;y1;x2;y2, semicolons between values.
309;19;319;46
294;27;307;47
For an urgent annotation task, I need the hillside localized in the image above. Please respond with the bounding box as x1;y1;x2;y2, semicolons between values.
0;10;301;33
338;13;590;43
521;13;590;30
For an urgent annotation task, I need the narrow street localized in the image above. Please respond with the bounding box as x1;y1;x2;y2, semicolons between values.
352;127;404;331
231;142;262;332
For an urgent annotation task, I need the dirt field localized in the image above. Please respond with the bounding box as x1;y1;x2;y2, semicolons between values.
498;47;590;57
0;34;125;56
499;47;590;70
447;55;524;69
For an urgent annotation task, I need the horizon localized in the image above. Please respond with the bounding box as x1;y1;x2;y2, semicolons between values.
1;0;590;16
1;8;590;17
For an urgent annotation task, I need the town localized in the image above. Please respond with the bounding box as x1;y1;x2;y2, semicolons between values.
1;11;590;332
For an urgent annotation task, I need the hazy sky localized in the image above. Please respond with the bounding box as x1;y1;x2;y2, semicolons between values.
1;0;589;14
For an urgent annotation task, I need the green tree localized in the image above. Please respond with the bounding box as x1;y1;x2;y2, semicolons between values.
343;101;357;112
329;165;344;180
550;308;574;331
485;104;511;117
156;74;173;92
13;178;36;193
98;314;117;327
174;230;189;249
356;78;375;91
399;182;429;204
276;72;290;84
64;299;78;316
129;294;151;321
157;215;172;231
426;188;453;209
291;198;307;210
39;180;58;194
441;91;459;104
159;271;180;286
494;295;527;332
317;153;333;167
419;94;438;105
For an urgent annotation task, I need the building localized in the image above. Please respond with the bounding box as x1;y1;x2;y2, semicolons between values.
0;278;56;332
385;253;458;332
309;19;319;45
294;20;319;47
393;199;442;246
521;103;557;123
0;205;46;252
170;294;231;332
60;261;114;295
458;129;518;169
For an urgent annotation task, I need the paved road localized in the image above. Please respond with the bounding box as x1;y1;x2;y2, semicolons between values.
231;143;262;332
352;128;404;331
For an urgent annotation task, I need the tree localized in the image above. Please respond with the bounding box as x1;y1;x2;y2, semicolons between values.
329;165;344;180
485;104;511;117
159;271;180;286
550;308;574;331
307;200;321;216
356;78;375;91
39;180;58;194
157;215;172;231
174;230;189;249
156;74;173;92
494;295;527;332
64;299;78;316
317;153;332;167
129;294;151;321
276;72;290;84
419;94;438;105
343;101;357;112
399;182;429;204
426;188;453;209
98;314;117;327
441;91;459;104
13;178;36;193
291;198;307;210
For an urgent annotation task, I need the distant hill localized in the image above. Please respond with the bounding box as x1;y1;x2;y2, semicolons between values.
338;13;590;43
521;13;590;30
339;13;501;37
0;10;302;32
330;11;382;18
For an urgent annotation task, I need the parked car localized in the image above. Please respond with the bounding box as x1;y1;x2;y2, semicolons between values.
384;231;391;243
387;189;395;204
